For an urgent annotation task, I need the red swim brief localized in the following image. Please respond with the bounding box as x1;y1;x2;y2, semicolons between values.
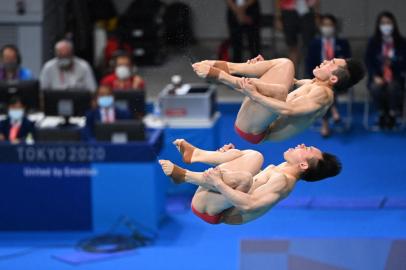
234;125;267;144
191;204;223;224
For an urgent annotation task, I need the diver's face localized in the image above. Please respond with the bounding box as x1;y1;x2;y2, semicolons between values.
284;144;323;165
313;58;346;81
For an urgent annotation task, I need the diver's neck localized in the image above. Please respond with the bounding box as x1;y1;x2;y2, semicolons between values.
276;162;301;182
313;78;328;85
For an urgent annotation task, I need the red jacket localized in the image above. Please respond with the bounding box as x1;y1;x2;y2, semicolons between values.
100;73;145;90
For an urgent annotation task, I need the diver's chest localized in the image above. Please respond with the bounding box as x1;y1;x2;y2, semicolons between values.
287;89;309;102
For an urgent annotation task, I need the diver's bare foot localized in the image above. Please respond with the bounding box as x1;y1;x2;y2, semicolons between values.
199;60;216;66
217;143;235;152
246;54;264;64
158;159;186;184
173;139;196;164
192;62;222;79
192;62;212;78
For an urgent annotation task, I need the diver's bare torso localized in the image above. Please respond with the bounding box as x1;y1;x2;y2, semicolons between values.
236;81;334;139
264;82;334;141
222;165;295;225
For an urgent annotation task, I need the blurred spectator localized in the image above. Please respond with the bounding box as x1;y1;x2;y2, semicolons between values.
0;96;35;144
100;51;145;91
40;40;97;92
275;0;319;68
0;44;33;81
83;85;131;140
306;14;351;137
226;0;261;62
365;11;406;130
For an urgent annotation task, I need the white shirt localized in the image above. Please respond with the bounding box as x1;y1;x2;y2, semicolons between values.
39;57;97;92
100;107;115;123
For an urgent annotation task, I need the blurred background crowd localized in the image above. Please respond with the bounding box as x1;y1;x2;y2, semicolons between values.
0;0;405;143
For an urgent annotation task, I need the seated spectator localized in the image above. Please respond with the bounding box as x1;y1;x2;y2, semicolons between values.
365;11;406;130
306;14;352;137
40;39;97;92
0;96;35;144
0;44;33;81
83;85;131;140
100;50;145;91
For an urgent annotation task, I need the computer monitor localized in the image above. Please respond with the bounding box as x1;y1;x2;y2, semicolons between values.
0;80;40;113
113;90;145;118
35;127;82;142
94;120;145;143
42;89;92;117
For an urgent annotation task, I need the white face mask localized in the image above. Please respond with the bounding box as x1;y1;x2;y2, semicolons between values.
380;24;393;36
115;65;131;80
320;26;335;38
8;109;24;121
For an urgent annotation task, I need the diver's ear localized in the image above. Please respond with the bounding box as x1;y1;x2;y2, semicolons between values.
330;75;338;84
299;161;309;171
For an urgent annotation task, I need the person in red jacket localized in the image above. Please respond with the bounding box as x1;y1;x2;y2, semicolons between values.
100;50;145;91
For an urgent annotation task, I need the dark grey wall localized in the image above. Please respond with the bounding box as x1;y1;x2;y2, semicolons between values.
0;0;44;76
112;0;406;39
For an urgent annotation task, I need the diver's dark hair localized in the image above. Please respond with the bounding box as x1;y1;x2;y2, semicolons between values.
345;59;365;87
301;152;342;182
332;66;350;92
333;58;365;91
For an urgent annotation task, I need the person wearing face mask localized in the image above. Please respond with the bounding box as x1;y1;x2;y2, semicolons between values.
306;14;351;137
39;39;97;92
83;85;131;141
365;11;406;130
0;96;35;143
100;51;145;91
0;44;33;81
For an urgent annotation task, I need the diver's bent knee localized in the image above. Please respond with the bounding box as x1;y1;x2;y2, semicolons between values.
277;58;294;69
277;58;293;65
243;150;264;163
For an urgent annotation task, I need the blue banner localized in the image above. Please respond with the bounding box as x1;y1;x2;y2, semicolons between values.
0;129;163;163
0;129;164;231
0;163;92;230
